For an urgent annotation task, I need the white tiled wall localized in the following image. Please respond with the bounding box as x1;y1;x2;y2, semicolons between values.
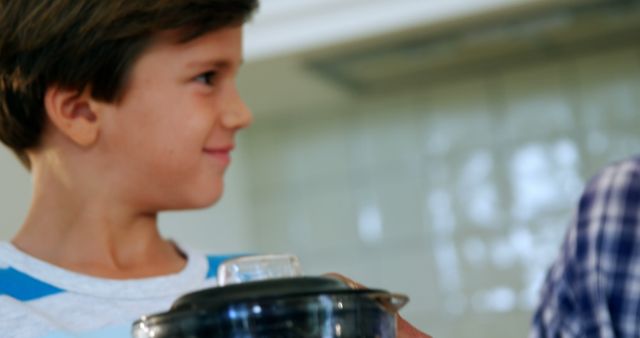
243;45;640;337
0;150;31;240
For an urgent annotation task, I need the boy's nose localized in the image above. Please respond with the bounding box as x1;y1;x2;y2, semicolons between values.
221;87;253;130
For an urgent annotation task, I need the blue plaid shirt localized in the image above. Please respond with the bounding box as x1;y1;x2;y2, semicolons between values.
531;157;640;338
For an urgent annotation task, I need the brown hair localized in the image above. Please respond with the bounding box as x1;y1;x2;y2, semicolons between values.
0;0;259;168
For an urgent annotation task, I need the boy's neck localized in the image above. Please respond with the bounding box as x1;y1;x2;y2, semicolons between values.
12;156;187;279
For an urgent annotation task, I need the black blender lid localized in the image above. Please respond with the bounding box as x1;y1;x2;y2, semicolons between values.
171;276;356;311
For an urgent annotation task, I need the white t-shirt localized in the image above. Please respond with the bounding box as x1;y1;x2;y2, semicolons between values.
0;242;241;338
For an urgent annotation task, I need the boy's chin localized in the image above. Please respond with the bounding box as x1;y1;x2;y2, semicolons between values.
189;190;224;209
165;187;224;211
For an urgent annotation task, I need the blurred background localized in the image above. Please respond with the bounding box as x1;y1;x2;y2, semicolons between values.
2;0;640;336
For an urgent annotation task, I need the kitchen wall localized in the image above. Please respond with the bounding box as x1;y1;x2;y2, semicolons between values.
0;151;31;240
242;45;640;337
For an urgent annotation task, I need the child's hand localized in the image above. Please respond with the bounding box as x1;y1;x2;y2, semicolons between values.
396;315;433;338
325;273;432;338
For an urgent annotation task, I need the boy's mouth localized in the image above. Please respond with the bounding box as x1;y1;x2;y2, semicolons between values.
203;145;234;165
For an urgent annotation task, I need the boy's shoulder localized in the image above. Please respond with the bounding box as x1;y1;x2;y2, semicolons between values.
0;243;247;338
0;294;85;338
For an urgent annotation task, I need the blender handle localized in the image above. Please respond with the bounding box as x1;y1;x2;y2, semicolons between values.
369;292;410;313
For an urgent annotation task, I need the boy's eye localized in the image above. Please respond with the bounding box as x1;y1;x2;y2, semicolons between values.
195;71;218;85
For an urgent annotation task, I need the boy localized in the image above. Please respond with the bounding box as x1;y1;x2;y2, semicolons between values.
0;1;429;337
0;1;258;336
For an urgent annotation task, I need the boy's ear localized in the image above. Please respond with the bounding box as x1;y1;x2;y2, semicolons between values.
44;85;101;147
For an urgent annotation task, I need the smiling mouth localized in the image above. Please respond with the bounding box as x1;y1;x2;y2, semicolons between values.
203;147;233;165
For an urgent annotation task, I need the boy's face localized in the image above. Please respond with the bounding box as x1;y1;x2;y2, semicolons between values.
97;26;252;211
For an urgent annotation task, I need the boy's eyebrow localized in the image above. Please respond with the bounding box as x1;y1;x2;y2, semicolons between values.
186;59;244;70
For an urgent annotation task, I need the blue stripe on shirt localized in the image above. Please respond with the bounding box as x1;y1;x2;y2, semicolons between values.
0;254;247;300
0;267;64;301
